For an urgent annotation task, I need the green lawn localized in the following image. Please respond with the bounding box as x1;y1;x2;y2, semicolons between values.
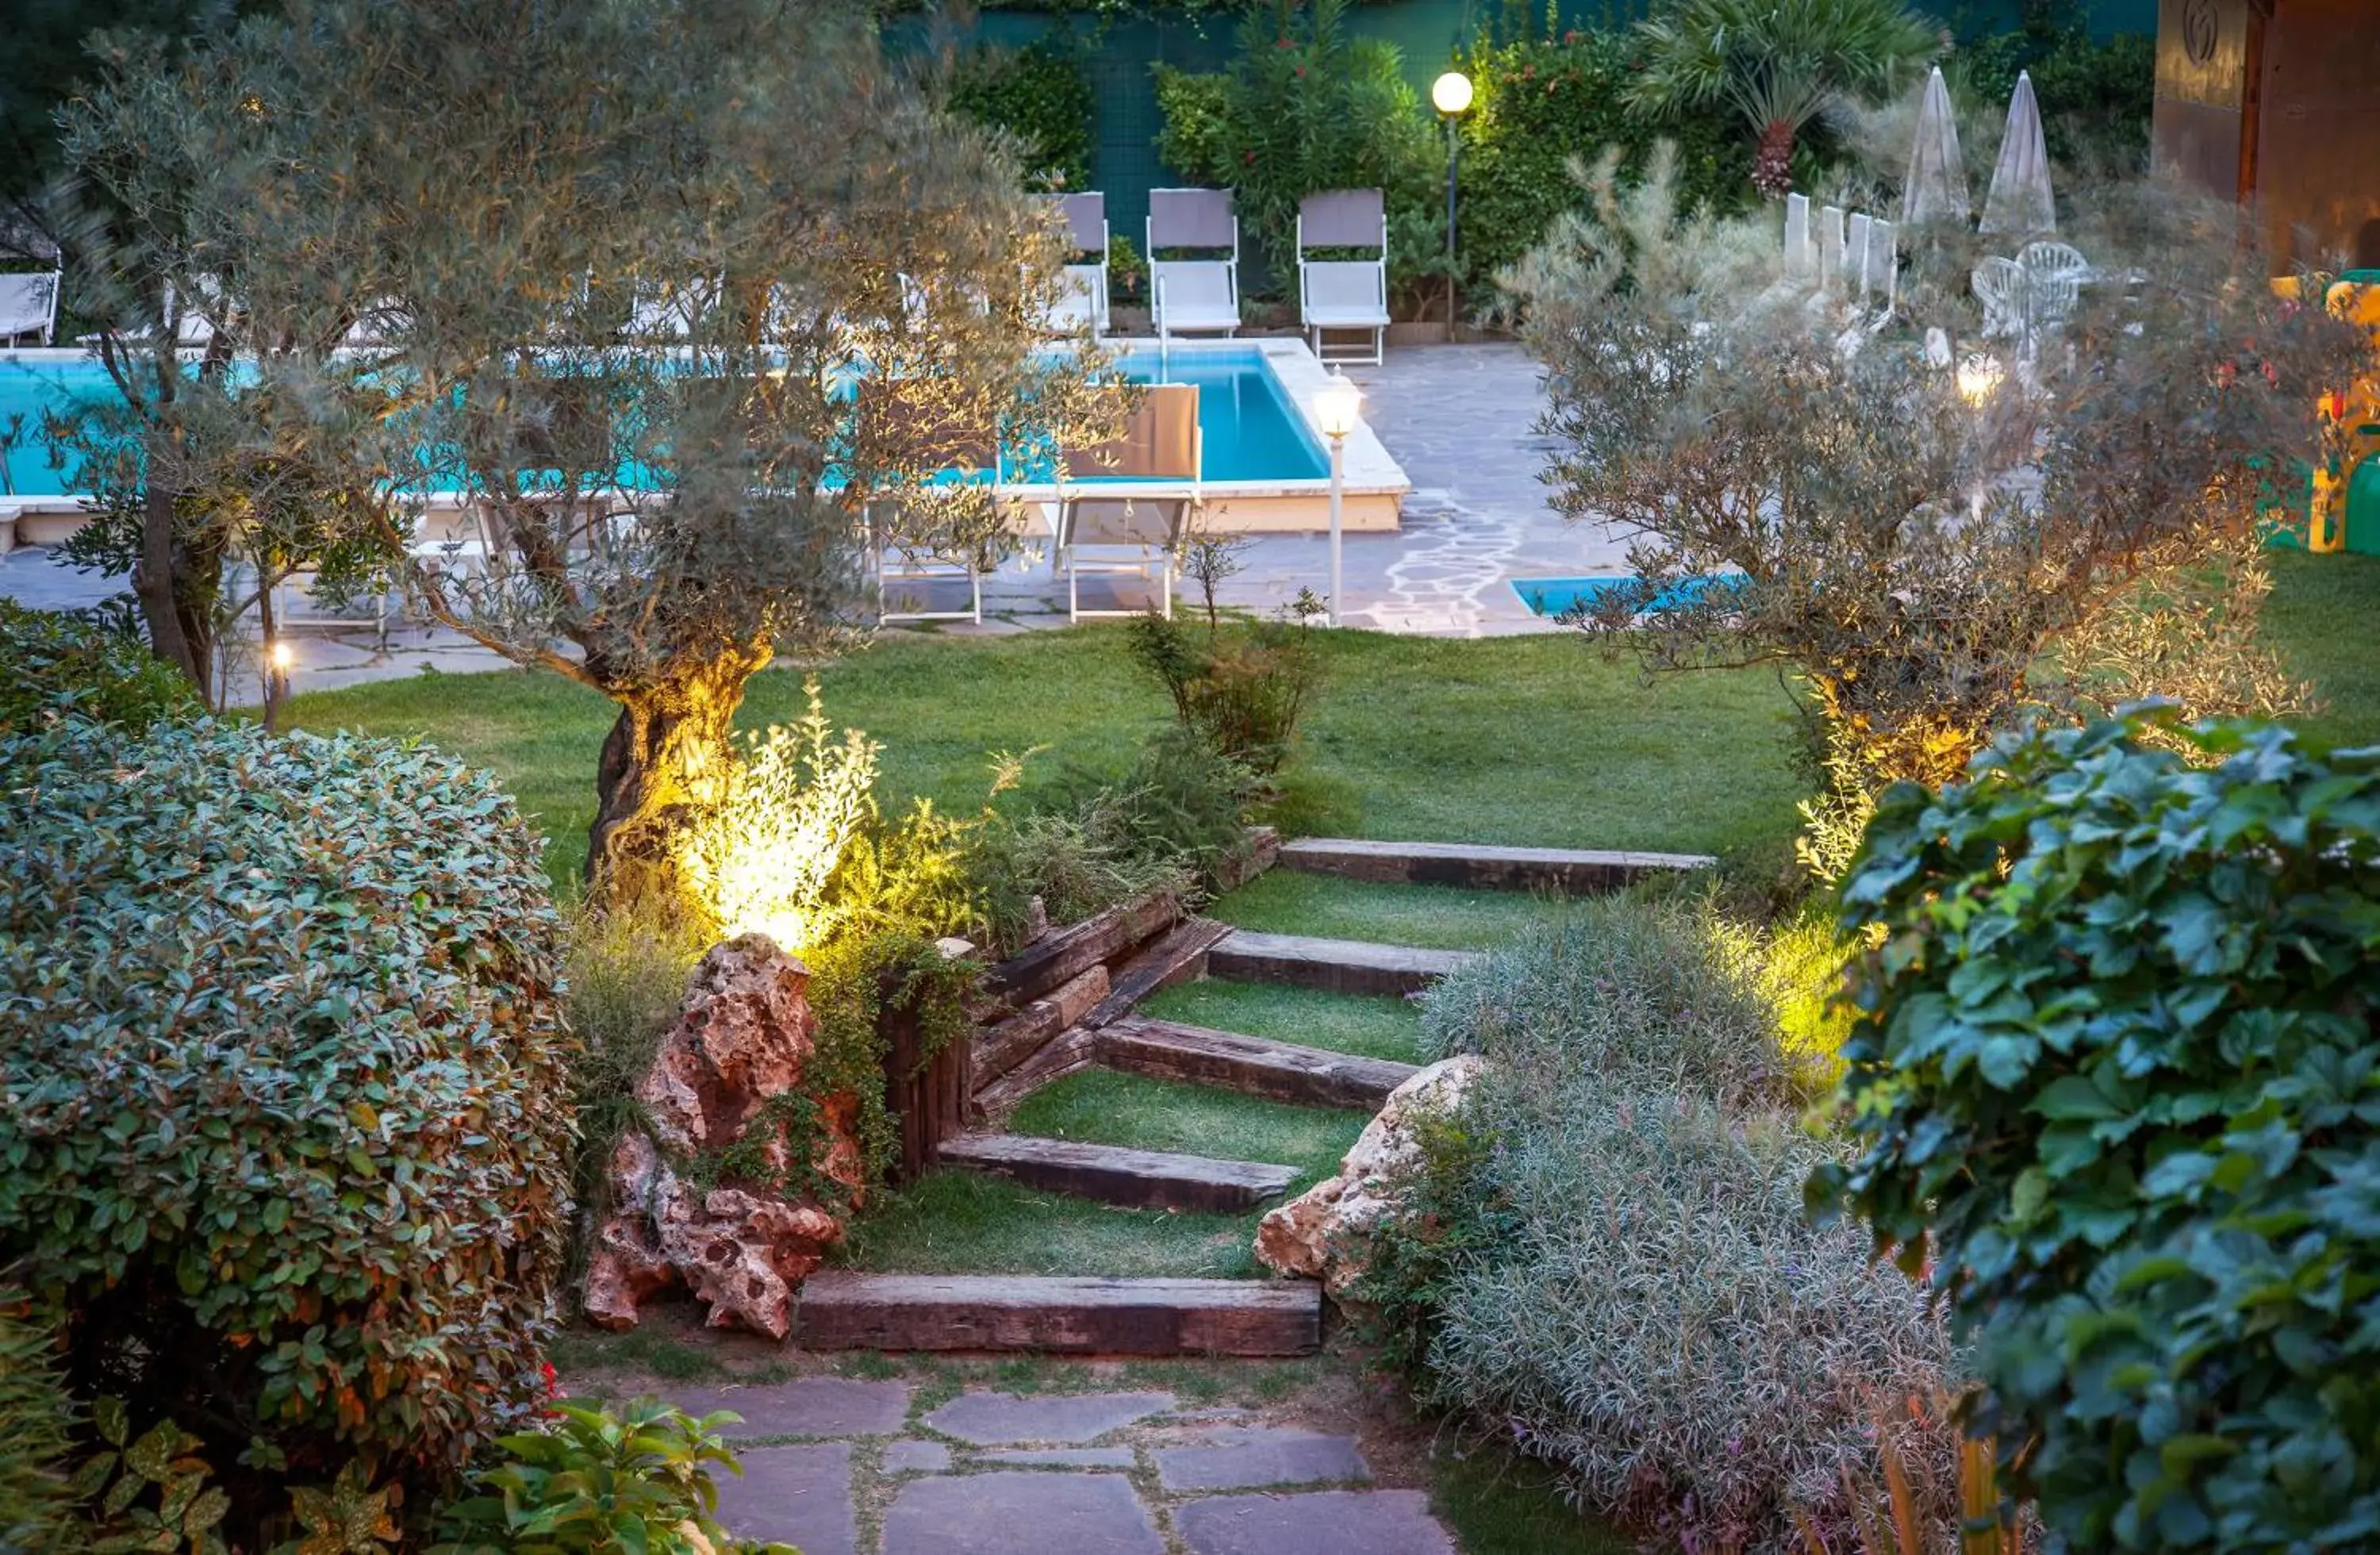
1011;1069;1366;1188
285;626;1810;889
1137;981;1426;1063
2263;551;2380;747
833;1169;1263;1279
1207;870;1572;952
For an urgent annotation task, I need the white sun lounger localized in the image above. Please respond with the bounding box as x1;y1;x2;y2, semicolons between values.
1046;193;1110;340
1056;382;1199;622
1297;190;1389;366
0;269;61;347
1148;189;1240;354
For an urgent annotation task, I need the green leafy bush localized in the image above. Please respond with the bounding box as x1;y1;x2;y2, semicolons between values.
0;597;196;737
0;716;574;1526
1152;0;1438;293
948;36;1097;192
1956;24;2155;175
1364;898;1957;1549
1453;29;1747;297
1818;713;2380;1549
432;1398;790;1554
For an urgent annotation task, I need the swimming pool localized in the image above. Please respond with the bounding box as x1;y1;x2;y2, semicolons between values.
1511;574;1738;618
0;345;1326;497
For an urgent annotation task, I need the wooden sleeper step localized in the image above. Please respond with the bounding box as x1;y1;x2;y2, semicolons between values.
1097;1016;1418;1111
796;1271;1322;1356
1206;928;1477;998
1279;836;1714;894
936;1132;1299;1213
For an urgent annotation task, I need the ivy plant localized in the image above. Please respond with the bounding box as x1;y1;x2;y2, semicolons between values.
1816;712;2380;1549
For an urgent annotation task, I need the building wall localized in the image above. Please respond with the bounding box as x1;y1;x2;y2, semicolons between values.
2153;0;2380;269
2251;0;2380;268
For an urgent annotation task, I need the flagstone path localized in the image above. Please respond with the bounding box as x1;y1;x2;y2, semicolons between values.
664;1375;1456;1555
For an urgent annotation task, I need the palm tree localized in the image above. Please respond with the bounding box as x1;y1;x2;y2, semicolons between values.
1626;0;1941;198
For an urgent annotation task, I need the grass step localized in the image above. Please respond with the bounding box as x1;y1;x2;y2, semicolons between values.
1280;836;1714;894
936;1132;1299;1213
1099;1016;1417;1111
1207;928;1478;997
795;1271;1321;1356
1082;917;1235;1027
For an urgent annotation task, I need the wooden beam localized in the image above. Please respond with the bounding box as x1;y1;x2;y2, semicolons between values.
1081;917;1234;1028
971;1026;1097;1119
1277;837;1714;894
1207;929;1476;998
982;892;1179;1008
796;1272;1322;1356
1096;1016;1418;1111
973;965;1110;1087
937;1133;1299;1212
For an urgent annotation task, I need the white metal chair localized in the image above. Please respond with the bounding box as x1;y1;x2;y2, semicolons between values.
0;269;61;347
1055;382;1199;621
856;386;1006;625
1045;193;1110;340
1148;189;1240;351
1297;189;1389;365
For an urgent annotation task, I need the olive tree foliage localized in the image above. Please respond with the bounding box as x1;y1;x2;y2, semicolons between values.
69;0;1114;908
47;24;395;708
1507;147;2360;877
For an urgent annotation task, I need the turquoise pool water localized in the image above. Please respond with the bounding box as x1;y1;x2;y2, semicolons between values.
0;346;1326;497
1511;574;1737;617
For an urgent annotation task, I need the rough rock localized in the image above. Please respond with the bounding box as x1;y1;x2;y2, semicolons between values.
582;935;863;1339
1253;1055;1483;1295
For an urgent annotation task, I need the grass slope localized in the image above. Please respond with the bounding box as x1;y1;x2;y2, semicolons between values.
1135;980;1426;1063
1207;870;1572;952
283;626;1809;889
2263;551;2380;748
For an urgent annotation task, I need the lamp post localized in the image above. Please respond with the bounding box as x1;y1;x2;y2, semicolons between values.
1430;69;1473;340
1314;370;1363;628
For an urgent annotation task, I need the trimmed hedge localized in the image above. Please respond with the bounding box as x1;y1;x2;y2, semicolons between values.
0;716;574;1503
950;37;1096;193
0;597;195;737
1821;715;2380;1549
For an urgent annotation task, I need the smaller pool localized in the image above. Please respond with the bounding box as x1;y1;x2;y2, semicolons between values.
1512;575;1735;618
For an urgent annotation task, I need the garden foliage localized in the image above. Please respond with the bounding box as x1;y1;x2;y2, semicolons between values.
0;1296;74;1553
1819;714;2380;1549
432;1398;789;1555
1362;897;1957;1549
0;597;198;737
0;716;575;1522
1955;17;2155;175
948;36;1097;192
1451;29;1745;296
1153;0;1438;294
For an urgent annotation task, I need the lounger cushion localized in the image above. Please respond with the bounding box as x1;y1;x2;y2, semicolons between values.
1154;262;1238;329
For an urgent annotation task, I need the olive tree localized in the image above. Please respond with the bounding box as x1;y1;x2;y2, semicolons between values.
75;0;1109;908
1509;147;2359;874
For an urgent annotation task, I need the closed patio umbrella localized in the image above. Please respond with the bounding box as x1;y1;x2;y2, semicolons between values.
1901;67;1970;230
1979;71;2056;236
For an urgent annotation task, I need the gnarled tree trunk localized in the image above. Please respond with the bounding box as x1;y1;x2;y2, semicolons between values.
585;645;773;912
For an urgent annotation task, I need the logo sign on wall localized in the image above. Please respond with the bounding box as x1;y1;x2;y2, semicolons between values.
2182;0;2221;67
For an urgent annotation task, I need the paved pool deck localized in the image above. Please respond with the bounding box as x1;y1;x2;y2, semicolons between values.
0;342;1627;694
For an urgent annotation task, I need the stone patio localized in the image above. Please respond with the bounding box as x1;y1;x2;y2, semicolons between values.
658;1376;1457;1555
0;341;1625;697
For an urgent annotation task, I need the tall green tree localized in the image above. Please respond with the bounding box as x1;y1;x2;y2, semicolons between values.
1625;0;1941;198
63;0;1111;910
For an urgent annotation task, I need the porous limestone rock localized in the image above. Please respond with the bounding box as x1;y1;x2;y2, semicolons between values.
582;934;862;1339
1254;1055;1484;1296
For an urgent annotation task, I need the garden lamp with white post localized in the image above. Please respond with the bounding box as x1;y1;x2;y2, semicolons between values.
1431;69;1473;338
1314;369;1363;628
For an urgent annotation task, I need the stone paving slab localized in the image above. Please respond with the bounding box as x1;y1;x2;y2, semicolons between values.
1174;1488;1457;1555
882;1439;954;1474
669;1376;910;1438
1154;1428;1371;1492
981;1446;1137;1469
882;1470;1163;1555
921;1389;1176;1446
712;1442;857;1555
